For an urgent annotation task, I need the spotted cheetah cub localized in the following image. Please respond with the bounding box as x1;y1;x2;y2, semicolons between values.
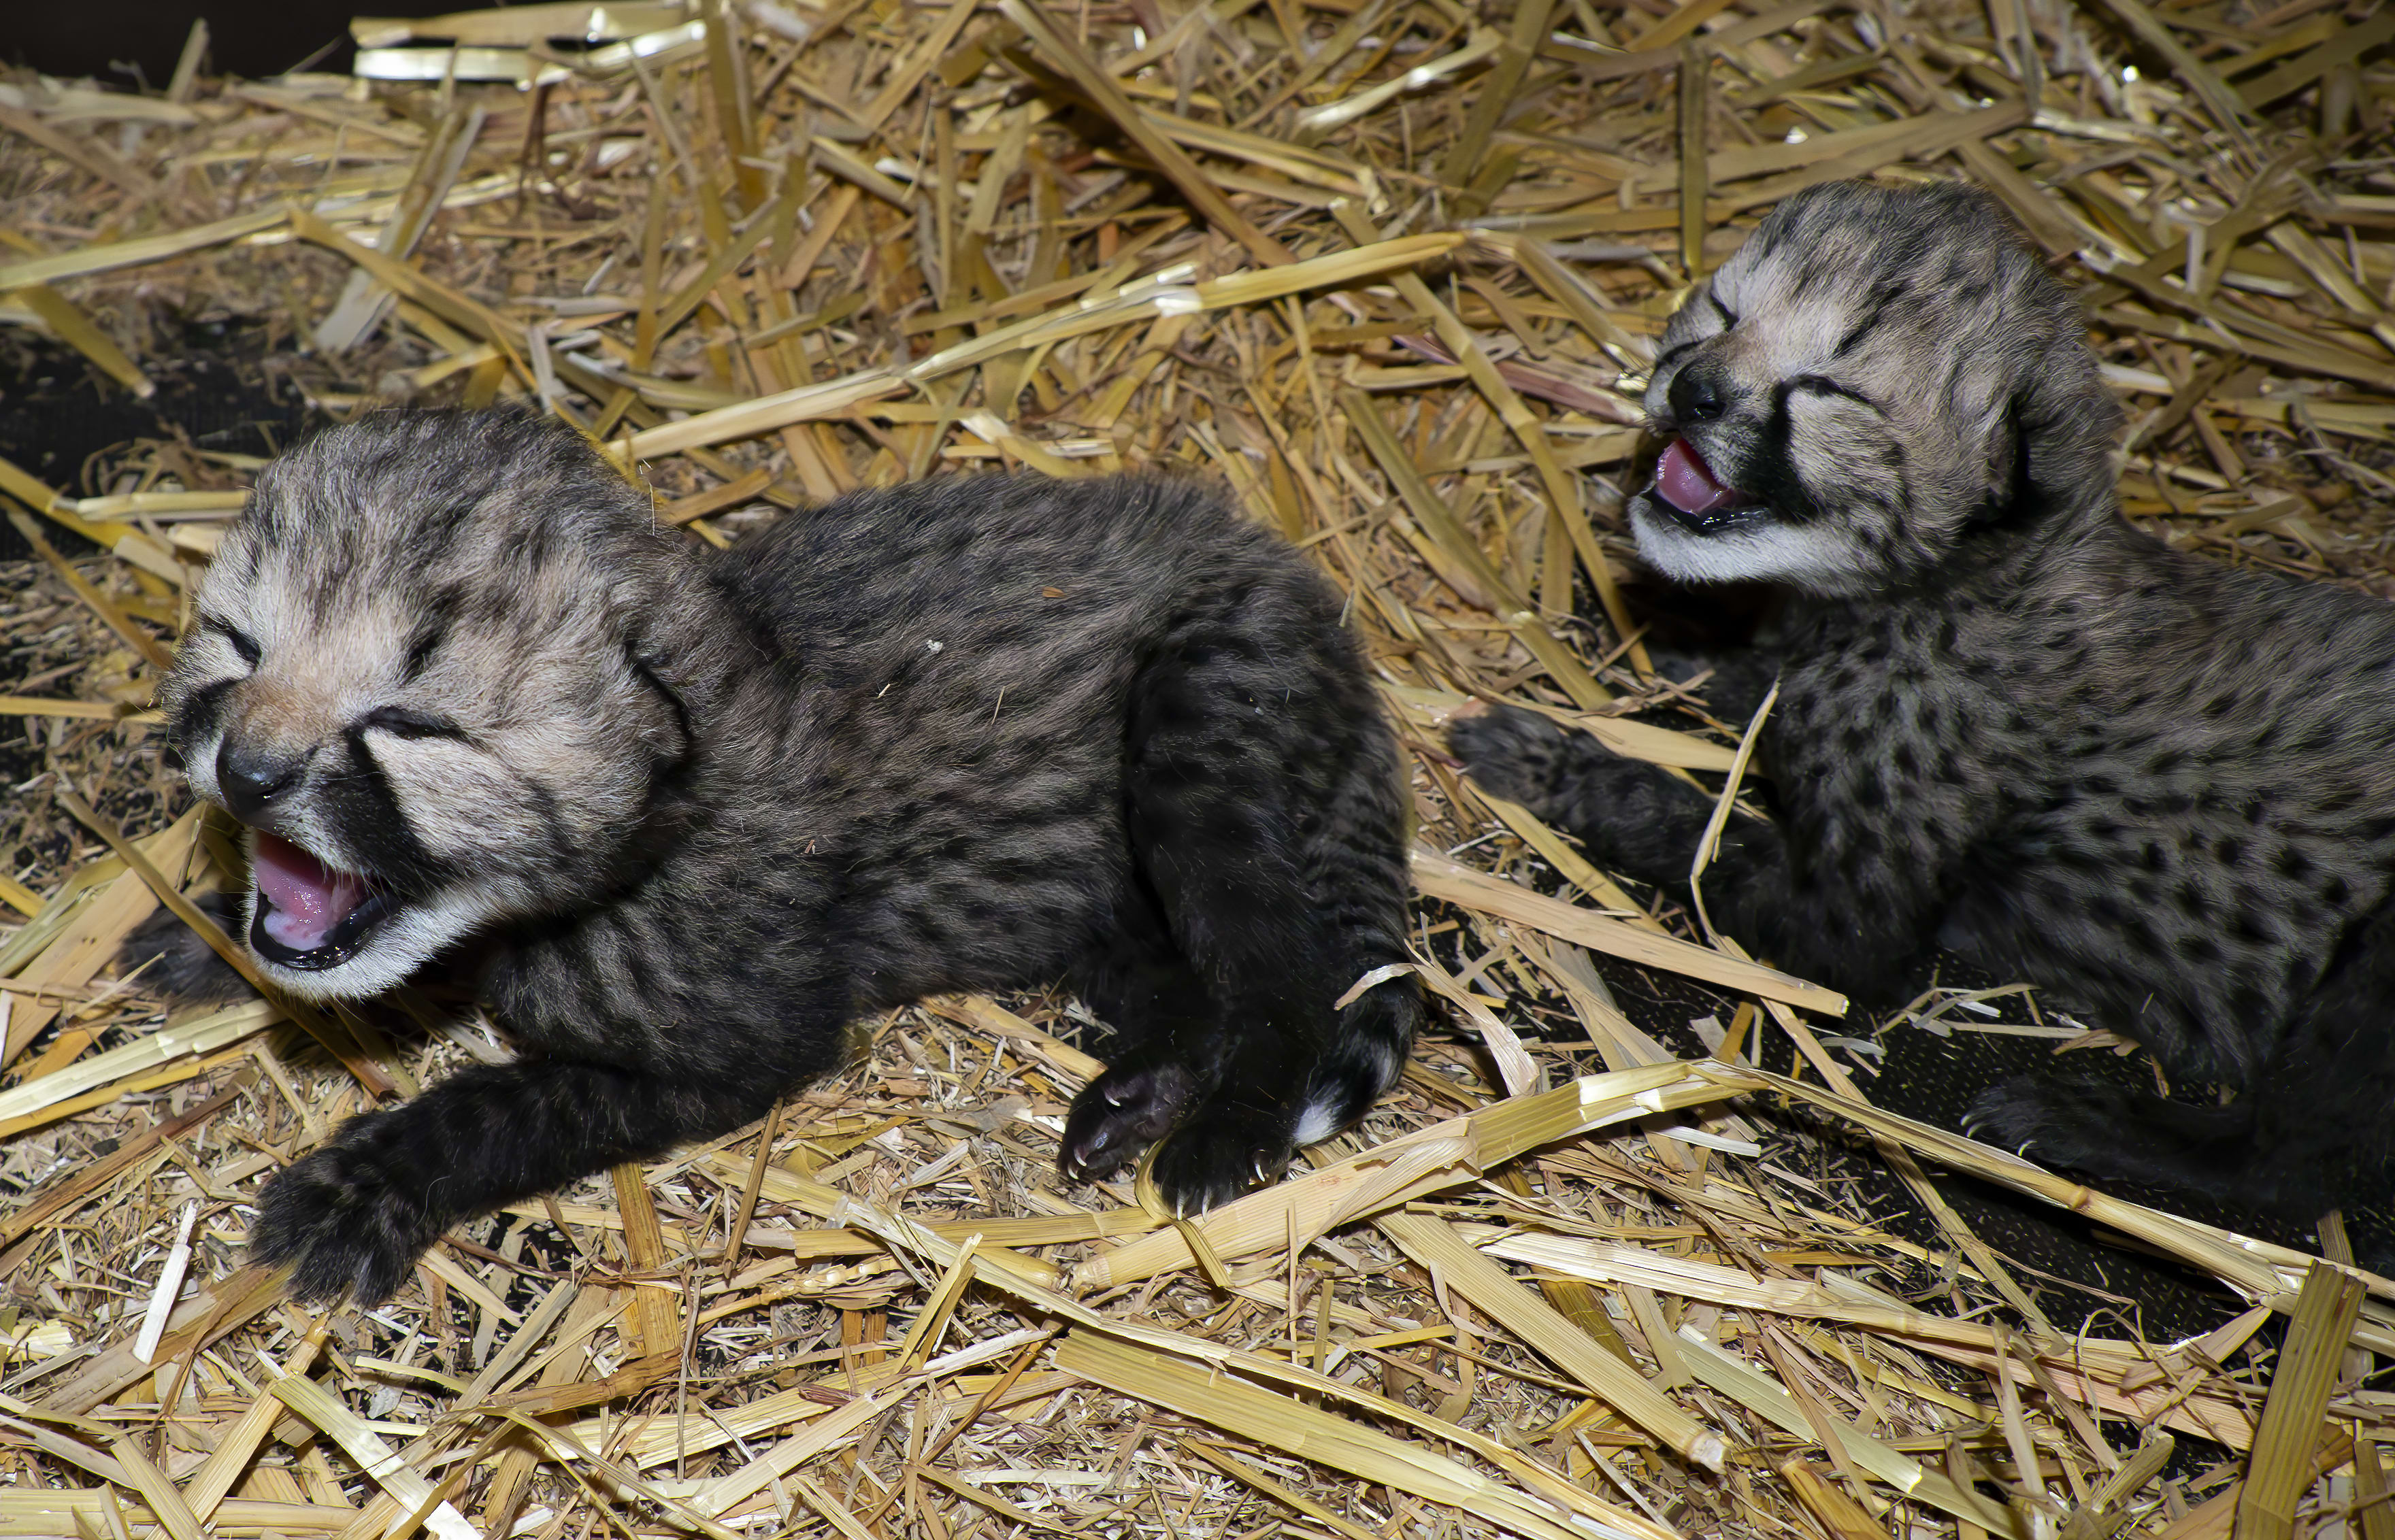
1453;180;2395;1224
164;412;1422;1303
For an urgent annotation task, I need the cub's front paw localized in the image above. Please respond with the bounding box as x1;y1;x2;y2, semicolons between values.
250;1143;440;1305
1146;1101;1293;1217
1445;704;1574;808
1060;1056;1200;1182
1449;705;1708;883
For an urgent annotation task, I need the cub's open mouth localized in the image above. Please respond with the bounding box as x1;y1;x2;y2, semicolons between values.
1651;437;1765;533
249;830;397;969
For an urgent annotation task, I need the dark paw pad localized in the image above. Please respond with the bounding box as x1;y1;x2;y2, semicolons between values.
1146;1104;1294;1217
1446;706;1573;807
1061;1059;1199;1182
250;1145;438;1305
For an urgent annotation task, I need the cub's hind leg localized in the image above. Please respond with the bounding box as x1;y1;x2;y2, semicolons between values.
1107;578;1422;1213
1059;907;1232;1185
1970;899;2395;1220
1282;698;1421;1150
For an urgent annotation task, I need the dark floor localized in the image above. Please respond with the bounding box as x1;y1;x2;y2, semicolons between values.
0;324;317;561
10;1;510;89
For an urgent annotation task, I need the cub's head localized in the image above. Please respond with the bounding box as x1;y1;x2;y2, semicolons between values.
161;411;701;1000
1631;179;2121;597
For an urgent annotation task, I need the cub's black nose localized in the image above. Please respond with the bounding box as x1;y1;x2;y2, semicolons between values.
218;739;307;823
1667;358;1729;424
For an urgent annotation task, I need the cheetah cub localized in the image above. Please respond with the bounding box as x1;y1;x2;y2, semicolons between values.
1453;180;2395;1224
165;412;1422;1303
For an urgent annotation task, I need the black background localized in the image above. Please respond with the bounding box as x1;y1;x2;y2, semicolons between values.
10;1;474;86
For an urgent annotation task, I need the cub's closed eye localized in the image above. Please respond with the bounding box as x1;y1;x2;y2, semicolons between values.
404;621;447;678
214;622;261;668
361;706;467;741
1708;292;1738;327
1788;374;1881;412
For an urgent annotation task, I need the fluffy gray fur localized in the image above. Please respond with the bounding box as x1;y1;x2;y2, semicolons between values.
1453;180;2395;1224
163;412;1421;1303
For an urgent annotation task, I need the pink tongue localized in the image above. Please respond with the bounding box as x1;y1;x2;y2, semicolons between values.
1655;437;1742;516
252;831;367;952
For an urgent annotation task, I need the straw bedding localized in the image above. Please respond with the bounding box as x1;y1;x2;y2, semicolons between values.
3;1;2395;1537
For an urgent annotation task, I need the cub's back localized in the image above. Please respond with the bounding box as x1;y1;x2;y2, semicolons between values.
713;473;1301;658
2008;536;2395;811
1865;531;2395;1072
699;473;1348;999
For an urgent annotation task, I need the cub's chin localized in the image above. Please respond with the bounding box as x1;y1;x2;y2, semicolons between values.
1630;491;1823;590
1629;437;1872;599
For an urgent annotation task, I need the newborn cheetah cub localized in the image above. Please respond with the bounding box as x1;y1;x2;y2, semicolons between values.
165;412;1421;1303
1454;180;2395;1223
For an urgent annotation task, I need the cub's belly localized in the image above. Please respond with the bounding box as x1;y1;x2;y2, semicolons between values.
840;838;1129;1008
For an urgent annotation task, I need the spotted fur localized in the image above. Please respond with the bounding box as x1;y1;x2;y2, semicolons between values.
164;412;1421;1303
1453;180;2395;1224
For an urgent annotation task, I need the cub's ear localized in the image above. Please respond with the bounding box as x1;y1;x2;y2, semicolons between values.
1974;388;2035;526
1982;335;2122;524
